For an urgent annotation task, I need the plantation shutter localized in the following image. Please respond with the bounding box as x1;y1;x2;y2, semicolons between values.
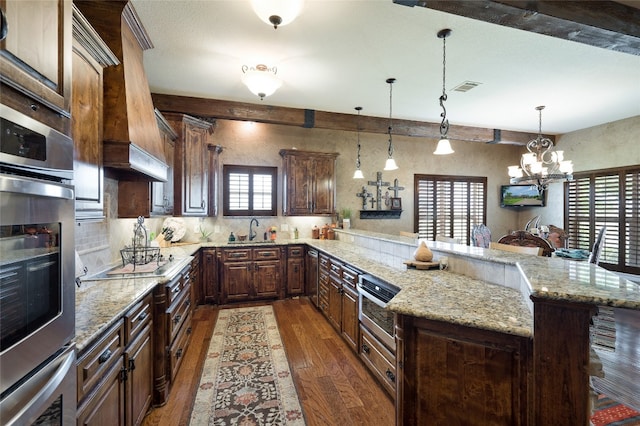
415;175;486;245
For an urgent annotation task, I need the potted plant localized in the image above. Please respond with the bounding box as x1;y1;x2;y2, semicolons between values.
198;224;212;242
341;208;352;229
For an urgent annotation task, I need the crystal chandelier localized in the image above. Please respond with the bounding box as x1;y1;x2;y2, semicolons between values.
241;64;282;100
434;28;454;156
507;106;574;190
384;78;398;171
353;106;364;179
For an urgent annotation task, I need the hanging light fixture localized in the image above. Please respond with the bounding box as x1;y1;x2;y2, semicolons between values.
353;106;364;179
250;0;304;29
507;105;574;190
384;78;398;171
434;28;455;156
241;64;282;100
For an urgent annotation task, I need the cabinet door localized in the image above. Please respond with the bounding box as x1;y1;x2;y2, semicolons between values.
72;41;104;220
306;252;319;307
222;262;251;303
341;284;359;352
182;118;209;215
327;277;342;332
287;257;305;296
0;0;71;115
76;360;125;426
287;156;314;214
151;137;175;215
202;250;218;304
254;260;280;299
126;324;153;426
312;157;336;215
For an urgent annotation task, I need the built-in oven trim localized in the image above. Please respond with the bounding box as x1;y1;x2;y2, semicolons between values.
357;274;399;352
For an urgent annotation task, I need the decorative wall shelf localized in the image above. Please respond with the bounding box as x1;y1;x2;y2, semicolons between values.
359;210;402;219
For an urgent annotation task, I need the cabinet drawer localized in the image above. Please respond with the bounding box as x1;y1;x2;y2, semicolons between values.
319;254;330;272
77;320;125;403
124;293;152;345
329;258;342;277
253;247;280;260
167;284;191;344
341;265;359;289
223;248;251;261
168;313;192;382
287;245;304;258
165;273;184;306
360;326;396;397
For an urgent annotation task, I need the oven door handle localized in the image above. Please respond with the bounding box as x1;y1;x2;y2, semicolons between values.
357;284;389;309
0;345;75;425
0;174;74;200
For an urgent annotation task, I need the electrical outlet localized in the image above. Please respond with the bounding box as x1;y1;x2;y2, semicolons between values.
281;224;289;232
214;225;220;233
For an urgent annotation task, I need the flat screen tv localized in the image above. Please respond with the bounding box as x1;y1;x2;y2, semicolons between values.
500;184;546;207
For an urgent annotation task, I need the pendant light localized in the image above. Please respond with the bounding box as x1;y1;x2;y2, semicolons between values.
353;106;364;179
434;28;455;155
241;64;282;100
250;0;304;29
384;78;398;171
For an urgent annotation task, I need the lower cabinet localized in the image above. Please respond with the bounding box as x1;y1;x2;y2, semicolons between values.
286;245;305;296
201;248;217;304
219;247;283;304
340;268;359;352
360;325;396;398
77;293;153;426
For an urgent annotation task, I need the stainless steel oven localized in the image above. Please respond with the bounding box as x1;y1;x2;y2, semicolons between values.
0;104;76;424
357;274;399;352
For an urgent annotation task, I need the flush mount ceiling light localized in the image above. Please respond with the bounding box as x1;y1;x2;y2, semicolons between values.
434;28;455;156
241;64;282;100
353;106;364;179
250;0;304;29
508;105;574;191
384;78;398;171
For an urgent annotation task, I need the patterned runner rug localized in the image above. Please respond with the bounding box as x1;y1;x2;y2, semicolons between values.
190;305;305;425
591;394;640;426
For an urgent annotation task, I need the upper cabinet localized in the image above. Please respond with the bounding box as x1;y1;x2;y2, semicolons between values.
0;0;72;134
164;113;217;217
71;5;118;220
151;110;177;216
280;149;339;216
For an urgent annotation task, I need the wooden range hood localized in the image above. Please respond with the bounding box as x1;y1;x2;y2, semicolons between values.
76;1;167;182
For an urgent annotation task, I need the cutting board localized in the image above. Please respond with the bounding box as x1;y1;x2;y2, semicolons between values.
403;260;440;270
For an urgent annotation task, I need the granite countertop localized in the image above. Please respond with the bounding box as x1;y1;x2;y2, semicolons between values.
74;244;200;352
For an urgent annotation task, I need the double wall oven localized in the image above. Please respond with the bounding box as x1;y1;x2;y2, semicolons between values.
0;105;76;424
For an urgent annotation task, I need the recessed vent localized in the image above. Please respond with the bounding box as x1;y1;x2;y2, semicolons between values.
453;81;482;92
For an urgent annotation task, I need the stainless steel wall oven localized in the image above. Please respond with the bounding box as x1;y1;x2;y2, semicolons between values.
0;104;76;424
357;274;399;353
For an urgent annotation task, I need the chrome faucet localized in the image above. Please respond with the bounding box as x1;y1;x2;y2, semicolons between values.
249;218;259;241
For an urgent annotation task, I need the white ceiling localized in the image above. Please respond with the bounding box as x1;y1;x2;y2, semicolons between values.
131;0;640;135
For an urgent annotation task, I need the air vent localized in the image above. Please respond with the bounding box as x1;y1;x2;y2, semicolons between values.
453;81;482;92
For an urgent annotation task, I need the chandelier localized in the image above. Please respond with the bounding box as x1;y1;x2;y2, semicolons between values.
433;28;454;155
384;78;398;171
250;0;304;29
353;106;364;179
241;64;282;100
507;106;574;190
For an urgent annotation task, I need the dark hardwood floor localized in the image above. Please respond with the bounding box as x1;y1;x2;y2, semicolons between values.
142;297;395;426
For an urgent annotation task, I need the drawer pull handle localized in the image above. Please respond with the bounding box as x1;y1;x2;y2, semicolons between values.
129;358;136;371
361;344;370;354
187;327;192;335
135;312;147;322
174;314;182;324
230;253;245;258
173;286;181;293
386;369;396;383
176;348;183;359
259;252;273;257
98;349;112;364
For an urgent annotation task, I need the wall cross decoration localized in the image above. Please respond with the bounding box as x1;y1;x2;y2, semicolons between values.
388;178;405;198
356;186;373;210
368;171;390;210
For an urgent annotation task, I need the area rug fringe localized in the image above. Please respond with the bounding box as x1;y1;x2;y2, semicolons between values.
190;305;305;425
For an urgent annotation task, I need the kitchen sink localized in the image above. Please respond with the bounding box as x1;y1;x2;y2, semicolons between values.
85;256;183;281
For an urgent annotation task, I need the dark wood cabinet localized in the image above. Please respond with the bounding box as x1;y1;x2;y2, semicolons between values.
201;249;218;304
280;149;339;216
318;253;330;314
340;266;359;352
286;245;305;296
306;249;319;307
395;313;532;425
151;110;178;216
71;6;118;220
219;246;283;304
0;0;72;121
164;113;216;216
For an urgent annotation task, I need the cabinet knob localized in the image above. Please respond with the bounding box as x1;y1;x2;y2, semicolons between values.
128;358;136;371
174;314;182;324
201;199;206;209
361;343;370;354
98;349;112;364
386;369;396;383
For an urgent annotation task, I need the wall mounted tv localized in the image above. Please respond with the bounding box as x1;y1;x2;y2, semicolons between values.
500;185;546;207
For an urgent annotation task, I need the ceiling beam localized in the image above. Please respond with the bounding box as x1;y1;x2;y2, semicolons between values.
152;93;547;145
396;0;640;56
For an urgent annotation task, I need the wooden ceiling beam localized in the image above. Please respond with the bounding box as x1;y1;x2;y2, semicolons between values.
151;93;546;145
397;0;640;56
